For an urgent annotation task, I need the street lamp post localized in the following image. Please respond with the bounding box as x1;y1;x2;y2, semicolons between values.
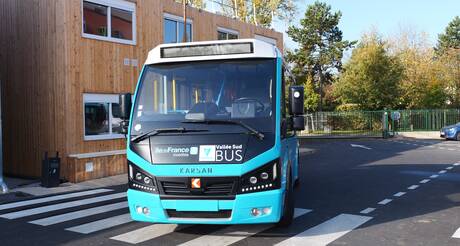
0;83;8;194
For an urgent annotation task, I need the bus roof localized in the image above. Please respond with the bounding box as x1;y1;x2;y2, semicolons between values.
144;39;281;65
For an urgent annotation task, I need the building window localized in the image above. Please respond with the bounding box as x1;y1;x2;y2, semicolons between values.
217;27;239;40
82;0;136;45
83;94;124;141
163;13;192;43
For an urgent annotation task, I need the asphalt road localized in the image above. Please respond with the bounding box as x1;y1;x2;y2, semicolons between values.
0;138;459;246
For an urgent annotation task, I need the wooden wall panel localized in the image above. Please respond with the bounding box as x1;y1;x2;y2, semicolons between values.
0;0;68;178
67;155;127;183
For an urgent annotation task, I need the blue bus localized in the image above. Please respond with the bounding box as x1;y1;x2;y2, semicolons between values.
118;39;305;226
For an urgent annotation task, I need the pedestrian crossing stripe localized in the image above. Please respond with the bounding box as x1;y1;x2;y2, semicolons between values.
178;208;312;246
111;224;191;244
0;192;126;219
1;191;374;246
28;201;128;226
275;214;372;246
65;213;133;234
0;189;112;211
453;227;460;239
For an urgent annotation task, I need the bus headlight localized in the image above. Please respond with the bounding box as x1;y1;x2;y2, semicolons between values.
238;159;281;194
128;162;158;194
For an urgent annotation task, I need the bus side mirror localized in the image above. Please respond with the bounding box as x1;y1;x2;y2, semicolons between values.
289;86;305;131
119;93;132;135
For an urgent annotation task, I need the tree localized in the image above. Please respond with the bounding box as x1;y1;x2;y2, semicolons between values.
436;16;460;55
286;1;355;111
389;29;449;109
304;76;319;112
214;0;297;27
333;34;403;110
176;0;205;8
439;48;460;107
435;17;460;107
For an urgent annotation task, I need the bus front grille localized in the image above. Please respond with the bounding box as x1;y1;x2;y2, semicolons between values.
166;209;232;219
157;177;238;198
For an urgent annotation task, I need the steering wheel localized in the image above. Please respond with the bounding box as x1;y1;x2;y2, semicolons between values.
234;97;265;115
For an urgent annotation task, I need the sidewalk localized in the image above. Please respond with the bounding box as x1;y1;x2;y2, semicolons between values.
395;131;441;140
4;174;127;197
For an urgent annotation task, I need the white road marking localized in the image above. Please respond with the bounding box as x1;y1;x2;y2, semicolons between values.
0;189;112;211
439;147;446;150
430;175;439;178
275;214;372;246
448;148;455;151
408;185;419;190
439;170;447;174
350;144;372;150
378;199;392;205
0;192;126;219
360;208;375;214
29;201;127;226
419;179;430;184
453;227;460;238
111;224;189;244
393;192;406;197
446;166;453;170
66;213;132;234
179;208;312;246
454;163;460;166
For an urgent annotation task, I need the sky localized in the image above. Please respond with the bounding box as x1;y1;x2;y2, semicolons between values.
273;0;460;51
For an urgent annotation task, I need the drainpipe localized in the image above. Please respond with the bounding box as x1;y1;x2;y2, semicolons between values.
0;82;8;194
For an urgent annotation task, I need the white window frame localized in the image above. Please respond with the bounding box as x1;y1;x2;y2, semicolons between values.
217;27;239;40
254;34;277;46
83;93;125;141
81;0;137;45
163;13;193;43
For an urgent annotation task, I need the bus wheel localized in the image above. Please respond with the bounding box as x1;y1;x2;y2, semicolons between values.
277;168;294;227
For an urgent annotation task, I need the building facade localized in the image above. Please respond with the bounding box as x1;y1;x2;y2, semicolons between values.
0;0;283;182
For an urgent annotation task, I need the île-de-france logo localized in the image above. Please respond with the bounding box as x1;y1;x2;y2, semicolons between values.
190;147;198;155
199;145;216;162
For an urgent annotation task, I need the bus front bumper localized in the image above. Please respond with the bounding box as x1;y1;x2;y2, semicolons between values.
127;188;284;224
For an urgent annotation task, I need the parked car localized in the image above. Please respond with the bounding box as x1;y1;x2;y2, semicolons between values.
440;122;460;140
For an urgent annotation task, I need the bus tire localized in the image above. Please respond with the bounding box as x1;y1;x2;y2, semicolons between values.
277;167;294;227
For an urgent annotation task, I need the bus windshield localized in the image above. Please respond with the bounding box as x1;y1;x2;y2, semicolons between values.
131;59;276;137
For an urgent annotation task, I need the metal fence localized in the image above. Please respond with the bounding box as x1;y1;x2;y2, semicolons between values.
298;109;460;138
395;109;460;131
299;111;384;138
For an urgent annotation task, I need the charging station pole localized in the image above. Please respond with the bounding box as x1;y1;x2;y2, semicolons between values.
0;83;8;194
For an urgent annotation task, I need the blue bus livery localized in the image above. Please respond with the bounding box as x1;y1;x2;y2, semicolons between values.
118;39;305;226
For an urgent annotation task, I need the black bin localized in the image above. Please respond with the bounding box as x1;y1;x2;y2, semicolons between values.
41;152;61;188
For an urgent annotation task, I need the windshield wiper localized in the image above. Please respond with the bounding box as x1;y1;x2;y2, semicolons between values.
182;119;265;140
131;127;208;143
